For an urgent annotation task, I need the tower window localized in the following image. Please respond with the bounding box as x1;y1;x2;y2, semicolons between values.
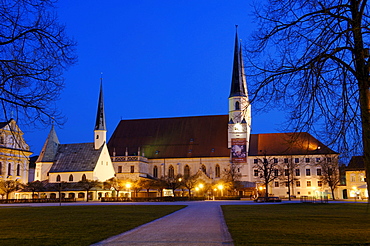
96;135;99;139
235;101;240;110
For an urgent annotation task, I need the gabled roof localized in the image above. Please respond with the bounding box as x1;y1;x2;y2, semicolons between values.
249;132;337;156
49;143;103;173
107;115;337;159
346;156;364;171
37;125;60;162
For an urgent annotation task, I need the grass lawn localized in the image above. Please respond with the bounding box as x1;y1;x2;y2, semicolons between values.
222;203;370;245
0;205;185;246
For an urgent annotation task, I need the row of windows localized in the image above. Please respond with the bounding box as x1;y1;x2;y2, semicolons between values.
150;164;222;179
117;166;135;173
0;162;22;176
274;180;323;188
56;174;87;182
253;157;332;164
254;168;323;177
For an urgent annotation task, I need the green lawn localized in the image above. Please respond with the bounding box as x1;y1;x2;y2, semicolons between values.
0;205;185;246
222;203;370;246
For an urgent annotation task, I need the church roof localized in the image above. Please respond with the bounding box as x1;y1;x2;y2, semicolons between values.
108;115;337;159
95;81;106;131
346;156;364;171
49;143;103;173
37;125;60;163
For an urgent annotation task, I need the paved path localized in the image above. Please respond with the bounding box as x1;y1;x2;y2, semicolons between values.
92;202;234;246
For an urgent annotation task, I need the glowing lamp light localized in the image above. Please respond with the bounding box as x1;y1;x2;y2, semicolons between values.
125;183;131;189
218;184;224;190
199;183;204;189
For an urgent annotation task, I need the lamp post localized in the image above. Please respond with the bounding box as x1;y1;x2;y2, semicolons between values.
126;182;132;199
218;184;224;197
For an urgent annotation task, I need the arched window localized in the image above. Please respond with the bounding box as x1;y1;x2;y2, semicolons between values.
153;166;158;178
56;175;61;182
168;165;174;178
69;174;74;182
16;164;20;176
81;174;86;181
7;163;11;176
235;101;240;110
184;165;190;179
215;164;220;178
201;164;206;174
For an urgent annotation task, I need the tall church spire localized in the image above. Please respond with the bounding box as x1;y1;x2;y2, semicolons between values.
229;26;247;98
94;78;107;149
95;79;106;131
228;27;251;153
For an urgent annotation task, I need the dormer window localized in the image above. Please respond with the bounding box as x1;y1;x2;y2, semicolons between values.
235;101;240;110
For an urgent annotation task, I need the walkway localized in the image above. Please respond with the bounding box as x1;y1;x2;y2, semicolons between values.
92;201;234;246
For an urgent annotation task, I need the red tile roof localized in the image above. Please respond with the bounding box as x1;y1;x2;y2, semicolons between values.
107;115;336;159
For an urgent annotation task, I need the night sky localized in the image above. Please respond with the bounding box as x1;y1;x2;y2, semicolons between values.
22;0;286;156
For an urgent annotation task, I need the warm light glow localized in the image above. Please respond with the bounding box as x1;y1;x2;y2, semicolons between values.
352;186;357;190
214;188;217;191
125;183;131;189
178;178;182;182
195;187;199;191
198;183;204;189
218;184;224;190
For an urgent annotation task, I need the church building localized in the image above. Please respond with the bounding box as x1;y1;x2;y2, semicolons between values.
107;30;340;199
34;82;115;186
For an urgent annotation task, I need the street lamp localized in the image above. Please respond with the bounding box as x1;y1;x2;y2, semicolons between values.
126;182;132;198
218;184;224;197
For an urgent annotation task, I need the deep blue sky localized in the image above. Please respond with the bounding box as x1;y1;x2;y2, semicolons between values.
23;0;285;156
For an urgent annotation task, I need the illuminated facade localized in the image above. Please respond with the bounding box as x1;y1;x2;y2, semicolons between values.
0;119;32;184
345;156;368;199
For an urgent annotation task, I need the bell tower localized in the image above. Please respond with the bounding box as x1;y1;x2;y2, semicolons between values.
228;27;251;154
94;79;107;149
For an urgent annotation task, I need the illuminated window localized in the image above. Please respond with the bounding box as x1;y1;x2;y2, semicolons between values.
69;174;73;182
56;175;61;182
318;181;322;187
307;181;311;187
295;169;300;176
16;164;20;176
274;181;279;187
317;169;321;176
306;169;311;176
184;165;190;178
168;165;174;178
215;165;220;178
296;181;300;187
153;166;158;178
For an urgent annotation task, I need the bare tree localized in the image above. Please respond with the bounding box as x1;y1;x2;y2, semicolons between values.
247;0;370;202
253;153;279;199
0;180;21;200
317;156;341;200
223;162;242;195
183;174;198;198
0;0;76;126
280;157;300;200
24;180;45;199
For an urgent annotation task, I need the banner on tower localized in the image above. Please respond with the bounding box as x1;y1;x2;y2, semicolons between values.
231;138;246;163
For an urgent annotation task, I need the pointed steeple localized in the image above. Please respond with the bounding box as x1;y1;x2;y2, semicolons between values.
229;26;247;98
37;125;60;163
94;78;107;149
95;79;106;131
